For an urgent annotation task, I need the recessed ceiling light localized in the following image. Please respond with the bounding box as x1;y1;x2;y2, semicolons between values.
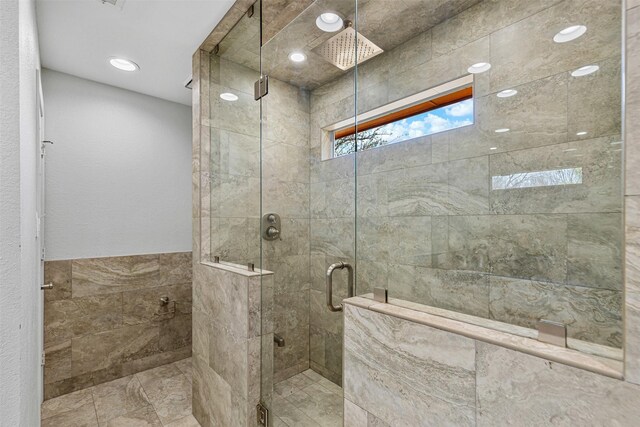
497;89;518;98
576;131;588;136
495;128;510;133
489;147;498;150
553;25;587;43
220;92;238;102
467;62;491;74
321;12;340;24
571;65;599;77
289;52;307;63
564;148;578;152
109;57;139;71
316;12;343;32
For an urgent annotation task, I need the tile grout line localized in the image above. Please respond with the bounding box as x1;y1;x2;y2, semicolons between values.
89;386;100;427
133;371;168;426
138;360;193;426
280;371;342;425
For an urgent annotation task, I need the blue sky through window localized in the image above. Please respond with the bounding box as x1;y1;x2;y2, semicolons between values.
334;98;474;156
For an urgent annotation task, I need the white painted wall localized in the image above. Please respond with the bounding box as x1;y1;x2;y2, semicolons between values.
0;0;42;424
41;69;192;260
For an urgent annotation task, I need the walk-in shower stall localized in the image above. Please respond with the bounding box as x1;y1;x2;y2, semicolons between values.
192;0;624;424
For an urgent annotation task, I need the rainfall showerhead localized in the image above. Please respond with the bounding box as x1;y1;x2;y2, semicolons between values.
312;21;383;71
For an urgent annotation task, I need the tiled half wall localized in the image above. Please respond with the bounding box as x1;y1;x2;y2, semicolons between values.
343;301;640;426
43;252;192;400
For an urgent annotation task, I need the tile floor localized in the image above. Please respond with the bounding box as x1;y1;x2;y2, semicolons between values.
272;369;343;427
41;358;199;427
42;361;343;427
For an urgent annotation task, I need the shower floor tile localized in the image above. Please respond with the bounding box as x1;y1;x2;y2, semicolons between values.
272;369;343;427
41;358;199;427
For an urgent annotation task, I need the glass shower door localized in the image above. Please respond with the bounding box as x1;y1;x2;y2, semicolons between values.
259;0;357;424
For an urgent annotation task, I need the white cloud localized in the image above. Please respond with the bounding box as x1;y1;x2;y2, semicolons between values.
361;104;474;147
378;120;409;143
444;99;473;117
422;113;453;132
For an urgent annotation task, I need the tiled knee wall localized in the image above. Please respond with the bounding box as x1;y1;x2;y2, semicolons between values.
43;252;192;400
344;302;640;426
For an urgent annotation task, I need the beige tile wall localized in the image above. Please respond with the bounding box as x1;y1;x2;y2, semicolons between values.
198;0;316;386
43;252;192;400
192;262;271;427
193;12;277;424
308;0;624;386
343;303;640;426
205;53;313;384
344;2;640;423
195;0;631;403
262;75;313;383
207;52;261;266
624;0;640;385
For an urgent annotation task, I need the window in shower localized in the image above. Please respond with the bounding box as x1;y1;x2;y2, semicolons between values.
332;85;473;157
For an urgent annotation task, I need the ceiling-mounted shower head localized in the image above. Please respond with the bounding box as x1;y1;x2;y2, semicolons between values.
312;21;383;71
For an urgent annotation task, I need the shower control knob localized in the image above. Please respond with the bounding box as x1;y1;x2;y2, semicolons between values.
266;226;280;239
262;213;281;241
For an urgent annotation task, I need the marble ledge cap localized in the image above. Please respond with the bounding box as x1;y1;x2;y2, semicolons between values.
343;296;623;380
200;260;274;277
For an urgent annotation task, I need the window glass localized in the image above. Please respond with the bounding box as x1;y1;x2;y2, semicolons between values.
334;98;474;157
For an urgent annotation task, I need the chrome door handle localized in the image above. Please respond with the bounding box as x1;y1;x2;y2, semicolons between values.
325;262;354;312
41;282;54;290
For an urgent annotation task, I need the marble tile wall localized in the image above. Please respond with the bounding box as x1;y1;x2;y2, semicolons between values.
43;252;192;400
201;1;314;385
262;74;313;383
207;59;312;383
194;36;278;426
343;304;476;425
191;262;273;427
309;0;624;370
307;70;356;388
207;51;261;267
624;0;640;385
199;0;255;53
343;302;640;427
196;0;632;404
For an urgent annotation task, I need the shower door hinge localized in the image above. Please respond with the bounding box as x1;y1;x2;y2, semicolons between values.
41;351;45;367
254;75;269;100
256;402;269;426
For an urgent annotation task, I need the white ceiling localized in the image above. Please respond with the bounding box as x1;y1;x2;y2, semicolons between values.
36;0;236;106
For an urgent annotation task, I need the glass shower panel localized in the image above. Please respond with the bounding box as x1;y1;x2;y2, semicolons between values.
255;0;622;424
207;4;262;268
259;0;357;423
354;0;623;356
